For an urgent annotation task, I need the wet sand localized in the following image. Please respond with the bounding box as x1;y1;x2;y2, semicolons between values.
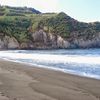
0;60;100;100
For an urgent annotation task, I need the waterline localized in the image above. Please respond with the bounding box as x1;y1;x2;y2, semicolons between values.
0;49;100;79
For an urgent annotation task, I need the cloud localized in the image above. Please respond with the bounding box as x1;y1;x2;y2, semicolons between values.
0;0;59;12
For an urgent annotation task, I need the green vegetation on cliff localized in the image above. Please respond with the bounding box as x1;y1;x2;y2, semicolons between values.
0;5;100;44
0;16;31;42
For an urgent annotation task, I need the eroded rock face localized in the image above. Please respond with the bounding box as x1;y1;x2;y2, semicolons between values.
32;30;71;49
1;30;100;50
72;36;100;48
0;36;19;49
32;30;57;49
57;36;70;48
24;30;100;49
63;41;71;48
7;37;19;49
49;34;57;48
20;43;29;49
32;30;48;44
0;39;5;49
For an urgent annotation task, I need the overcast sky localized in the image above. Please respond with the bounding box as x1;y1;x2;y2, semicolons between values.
0;0;100;22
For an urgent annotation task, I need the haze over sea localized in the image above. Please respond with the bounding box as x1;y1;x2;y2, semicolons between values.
0;49;100;79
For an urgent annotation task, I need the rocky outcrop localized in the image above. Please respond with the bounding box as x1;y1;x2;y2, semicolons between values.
1;30;100;50
0;39;5;49
57;36;70;48
31;30;71;49
32;30;53;48
32;30;48;44
0;36;19;49
72;38;100;48
31;30;100;49
7;37;19;49
20;42;29;49
71;32;100;48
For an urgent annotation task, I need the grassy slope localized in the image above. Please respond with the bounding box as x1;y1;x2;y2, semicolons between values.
0;6;57;43
0;6;100;44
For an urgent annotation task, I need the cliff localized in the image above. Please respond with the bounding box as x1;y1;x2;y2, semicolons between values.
0;6;100;49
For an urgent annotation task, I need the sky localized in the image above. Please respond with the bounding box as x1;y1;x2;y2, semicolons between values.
0;0;100;22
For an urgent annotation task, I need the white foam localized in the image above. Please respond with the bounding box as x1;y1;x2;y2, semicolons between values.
1;57;100;80
0;50;100;80
0;51;100;65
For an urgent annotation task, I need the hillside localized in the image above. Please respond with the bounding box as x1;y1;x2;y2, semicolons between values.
0;5;41;16
0;5;100;49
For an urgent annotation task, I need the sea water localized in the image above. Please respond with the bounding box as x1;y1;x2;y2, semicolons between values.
0;49;100;79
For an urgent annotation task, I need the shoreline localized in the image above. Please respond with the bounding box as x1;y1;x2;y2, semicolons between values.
0;60;100;100
1;57;100;80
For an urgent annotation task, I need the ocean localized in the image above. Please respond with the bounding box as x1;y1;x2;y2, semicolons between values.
0;49;100;79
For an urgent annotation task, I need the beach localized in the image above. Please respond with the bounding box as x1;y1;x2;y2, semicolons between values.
0;60;100;100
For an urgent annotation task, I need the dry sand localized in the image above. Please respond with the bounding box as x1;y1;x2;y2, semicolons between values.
0;60;99;100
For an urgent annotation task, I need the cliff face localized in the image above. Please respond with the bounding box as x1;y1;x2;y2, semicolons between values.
0;6;100;49
31;30;70;49
69;34;100;48
0;30;70;49
0;35;19;49
1;30;100;49
26;31;100;49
